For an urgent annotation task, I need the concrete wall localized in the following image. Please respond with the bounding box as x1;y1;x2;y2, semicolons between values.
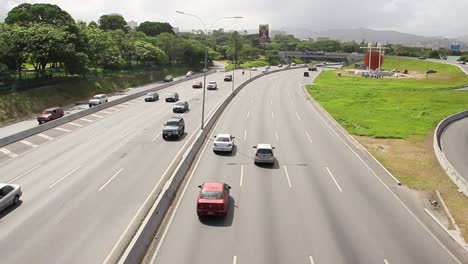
117;66;306;264
434;111;468;197
0;71;215;149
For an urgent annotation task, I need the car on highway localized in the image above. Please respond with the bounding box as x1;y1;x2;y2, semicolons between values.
173;101;189;113
253;143;275;165
185;71;194;77
224;75;232;81
265;65;270;69
165;92;179;102
291;62;296;66
37;107;64;125
213;134;235;153
197;182;231;217
207;81;217;90
144;92;159;102
192;81;203;88
277;64;283;67
88;94;108;107
308;64;318;71
262;69;269;73
164;75;174;82
0;183;22;212
251;67;257;71
162;116;185;140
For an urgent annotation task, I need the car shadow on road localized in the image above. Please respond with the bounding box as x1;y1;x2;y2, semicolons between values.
199;197;235;227
254;158;280;170
0;201;23;221
213;145;238;157
164;132;188;142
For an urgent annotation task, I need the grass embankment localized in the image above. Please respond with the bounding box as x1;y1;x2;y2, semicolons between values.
0;66;189;124
308;58;468;240
225;59;269;71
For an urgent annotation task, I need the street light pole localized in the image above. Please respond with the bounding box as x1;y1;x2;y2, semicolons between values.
176;11;242;130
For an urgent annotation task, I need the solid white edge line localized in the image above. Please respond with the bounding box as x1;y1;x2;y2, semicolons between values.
99;168;124;191
325;167;343;192
38;133;54;141
384;259;389;264
284;166;292;188
8;164;41;183
233;255;237;264
296;112;301;121
306;131;313;143
308;90;462;263
49;165;81;189
152;132;162;142
149;91;234;264
104;92;227;264
120;128;136;139
240;165;244;187
309;256;315;264
88;129;105;139
424;208;468;253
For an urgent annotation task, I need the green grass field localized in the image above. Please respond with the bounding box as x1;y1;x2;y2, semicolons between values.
309;58;468;138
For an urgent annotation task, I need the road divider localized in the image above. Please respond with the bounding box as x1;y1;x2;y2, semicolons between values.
116;66;306;264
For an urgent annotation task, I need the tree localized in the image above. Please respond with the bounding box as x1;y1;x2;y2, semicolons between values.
137;21;174;37
341;41;360;53
227;31;243;65
134;40;168;66
99;14;129;32
155;33;177;63
0;24;30;79
5;3;75;26
427;49;440;59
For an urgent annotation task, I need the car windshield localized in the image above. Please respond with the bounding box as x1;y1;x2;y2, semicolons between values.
167;93;175;97
146;93;155;96
201;190;222;199
92;95;101;99
217;137;230;142
166;121;179;127
175;102;185;106
257;148;272;155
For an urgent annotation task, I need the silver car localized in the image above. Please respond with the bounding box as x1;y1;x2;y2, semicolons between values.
0;183;22;212
213;134;235;153
253;144;275;165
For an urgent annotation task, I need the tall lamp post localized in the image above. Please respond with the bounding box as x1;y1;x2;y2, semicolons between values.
176;11;242;130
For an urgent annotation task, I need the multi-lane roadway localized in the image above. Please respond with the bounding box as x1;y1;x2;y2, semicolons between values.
441;118;468;183
149;68;465;264
0;69;262;264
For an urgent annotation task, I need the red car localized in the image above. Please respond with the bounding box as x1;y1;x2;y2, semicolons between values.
192;81;203;88
197;182;231;217
37;107;64;125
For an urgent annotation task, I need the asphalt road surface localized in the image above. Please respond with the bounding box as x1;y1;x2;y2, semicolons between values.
0;68;265;264
150;68;463;264
441;117;468;183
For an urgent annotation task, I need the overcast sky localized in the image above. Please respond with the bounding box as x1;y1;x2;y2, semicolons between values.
1;0;467;38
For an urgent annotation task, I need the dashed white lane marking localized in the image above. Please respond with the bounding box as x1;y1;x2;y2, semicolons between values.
54;127;71;132
91;114;103;118
119;128;136;139
250;98;253;103
99;168;124;191
240;165;244;187
152;132;162;142
309;256;315;264
270;99;273;105
325;167;343;192
19;140;38;148
49;165;81;189
384;259;389;264
8;164;41;183
296;112;301;120
276;131;279;142
284;166;292;188
88;129;105;139
306;131;313;143
271;112;275;118
100;110;112;114
80;118;93;123
68;122;83;127
246;111;250;119
107;107;120;112
0;147;18;158
38;133;54;141
244;130;247;141
233;256;237;264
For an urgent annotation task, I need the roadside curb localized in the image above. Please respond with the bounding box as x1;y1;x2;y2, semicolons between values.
0;71;216;149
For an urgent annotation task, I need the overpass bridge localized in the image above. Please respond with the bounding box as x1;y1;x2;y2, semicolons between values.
278;51;365;65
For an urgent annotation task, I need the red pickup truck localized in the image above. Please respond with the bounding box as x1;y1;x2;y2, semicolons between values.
37;107;64;125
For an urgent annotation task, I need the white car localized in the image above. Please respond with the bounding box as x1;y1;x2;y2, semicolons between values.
262;69;269;73
251;67;257;71
0;183;22;212
291;63;296;66
185;71;194;77
88;94;108;107
207;81;217;90
253;143;275;165
213;134;235;153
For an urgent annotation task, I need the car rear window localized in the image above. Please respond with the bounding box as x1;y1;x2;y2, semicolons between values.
44;110;54;114
201;191;222;199
175;102;185;106
257;148;272;155
217;137;230;142
166;121;179;126
93;96;101;99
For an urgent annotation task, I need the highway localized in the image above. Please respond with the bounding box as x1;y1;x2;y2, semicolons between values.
149;68;464;264
441;118;468;183
0;68;263;263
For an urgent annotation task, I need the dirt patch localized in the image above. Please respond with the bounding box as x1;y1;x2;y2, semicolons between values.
354;132;468;241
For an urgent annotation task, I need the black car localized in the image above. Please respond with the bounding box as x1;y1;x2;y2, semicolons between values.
144;92;159;102
224;75;233;81
165;92;179;102
163;117;185;140
164;75;174;82
173;101;189;113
